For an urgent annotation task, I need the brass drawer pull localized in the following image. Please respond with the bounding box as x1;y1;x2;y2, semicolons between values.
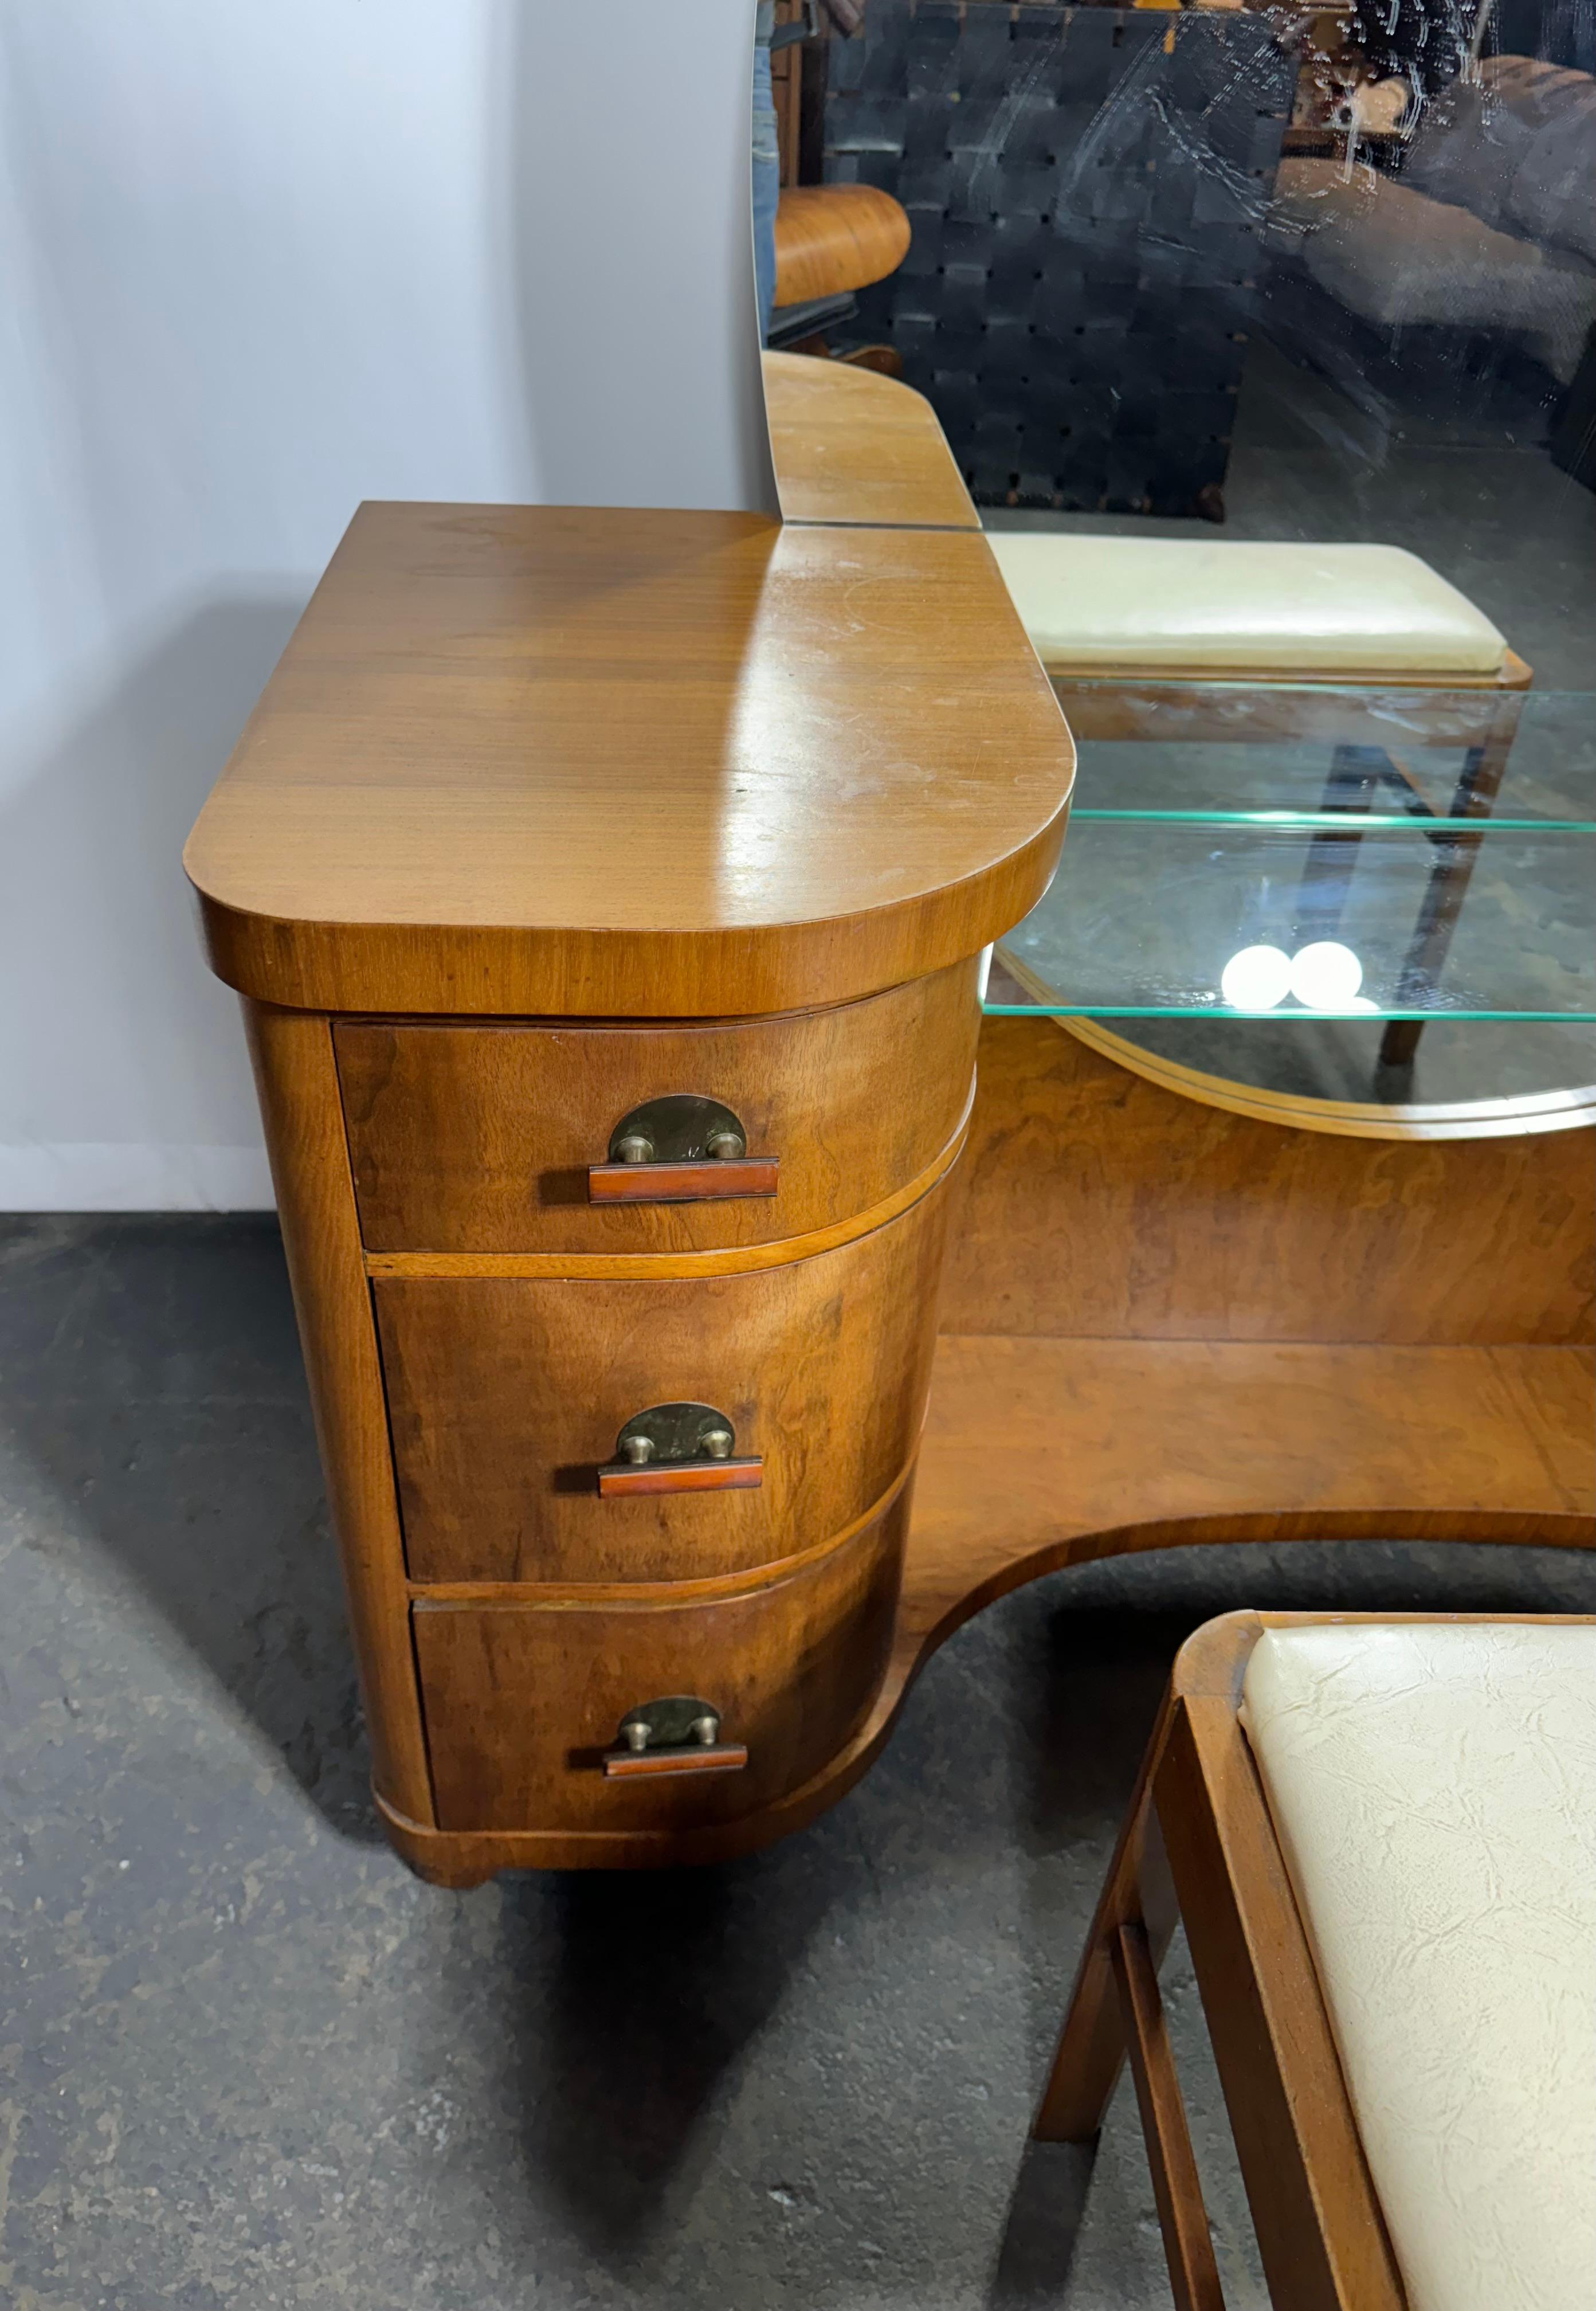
603;1696;748;1780
597;1401;763;1498
588;1095;778;1205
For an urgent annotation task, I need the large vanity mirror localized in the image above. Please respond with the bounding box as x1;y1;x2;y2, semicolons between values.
755;0;1595;1133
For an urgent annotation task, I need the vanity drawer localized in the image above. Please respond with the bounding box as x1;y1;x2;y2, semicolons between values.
335;960;979;1253
413;1486;907;1833
376;1174;949;1584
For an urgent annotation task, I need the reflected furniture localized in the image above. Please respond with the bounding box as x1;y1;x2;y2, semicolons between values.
824;1;1295;514
1273;57;1596;419
762;348;976;525
1032;1611;1596;2311
986;532;1534;1067
772;184;909;310
769;183;911;359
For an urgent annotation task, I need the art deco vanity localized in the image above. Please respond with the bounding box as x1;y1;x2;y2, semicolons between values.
183;487;1073;1880
187;356;1593;1885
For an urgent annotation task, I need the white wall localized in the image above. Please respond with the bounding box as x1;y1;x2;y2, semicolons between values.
0;1;774;1209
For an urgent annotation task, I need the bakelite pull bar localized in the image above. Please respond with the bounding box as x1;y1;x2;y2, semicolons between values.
597;1401;761;1498
601;1698;749;1781
588;1156;778;1204
597;1455;763;1499
588;1094;777;1204
602;1741;750;1781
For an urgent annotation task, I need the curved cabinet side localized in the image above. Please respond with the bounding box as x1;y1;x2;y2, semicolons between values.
244;1001;434;1827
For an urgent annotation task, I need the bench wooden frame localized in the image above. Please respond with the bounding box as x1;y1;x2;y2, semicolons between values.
1033;1608;1595;2311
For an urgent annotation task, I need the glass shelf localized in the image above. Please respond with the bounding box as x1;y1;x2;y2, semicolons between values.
993;820;1593;1022
1037;687;1595;827
983;684;1596;1116
987;687;1595;1024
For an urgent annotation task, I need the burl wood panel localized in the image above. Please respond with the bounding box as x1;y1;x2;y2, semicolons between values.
412;1481;909;1834
942;1016;1596;1346
336;961;979;1254
762;350;978;530
377;1172;951;1584
183;507;1072;1018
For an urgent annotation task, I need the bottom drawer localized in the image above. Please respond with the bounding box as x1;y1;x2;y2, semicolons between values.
413;1482;909;1834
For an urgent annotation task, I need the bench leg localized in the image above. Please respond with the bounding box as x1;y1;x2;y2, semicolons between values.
1113;1919;1228;2311
1378;698;1520;1068
1032;1690;1181;2143
1032;1687;1226;2310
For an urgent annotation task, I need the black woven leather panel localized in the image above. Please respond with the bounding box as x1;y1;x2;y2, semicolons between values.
825;2;1293;514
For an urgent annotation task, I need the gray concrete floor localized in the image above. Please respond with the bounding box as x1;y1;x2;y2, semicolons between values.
5;1214;1595;2308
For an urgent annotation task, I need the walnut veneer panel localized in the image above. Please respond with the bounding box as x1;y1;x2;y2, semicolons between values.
378;1172;950;1584
336;960;978;1254
762;351;978;529
184;506;1072;1016
912;1338;1596;1605
413;1481;908;1835
942;1016;1596;1346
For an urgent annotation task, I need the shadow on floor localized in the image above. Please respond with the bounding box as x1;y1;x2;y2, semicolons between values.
0;1212;378;1838
490;1849;842;2267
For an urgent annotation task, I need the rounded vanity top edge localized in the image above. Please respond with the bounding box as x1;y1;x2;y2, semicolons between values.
275;949;988;1031
189;798;1069;1020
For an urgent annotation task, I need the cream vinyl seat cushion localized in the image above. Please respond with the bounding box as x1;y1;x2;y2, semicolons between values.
986;534;1509;676
1241;1621;1596;2311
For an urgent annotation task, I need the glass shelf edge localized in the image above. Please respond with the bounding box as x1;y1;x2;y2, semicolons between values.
981;1005;1596;1023
1063;810;1596;832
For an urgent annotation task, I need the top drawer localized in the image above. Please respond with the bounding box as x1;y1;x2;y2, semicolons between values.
335;960;980;1254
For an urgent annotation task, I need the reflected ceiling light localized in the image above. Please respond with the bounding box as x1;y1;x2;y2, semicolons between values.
1220;943;1292;1011
1290;940;1364;1010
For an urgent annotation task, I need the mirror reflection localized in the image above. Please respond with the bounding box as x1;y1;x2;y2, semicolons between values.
756;0;1595;1118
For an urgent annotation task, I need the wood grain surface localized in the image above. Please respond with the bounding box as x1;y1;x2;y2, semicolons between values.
378;1169;951;1584
336;959;980;1252
411;1479;909;1838
242;1004;435;1826
359;1115;966;1280
372;1337;1594;1877
913;1337;1596;1589
762;350;979;529
185;506;1072;1016
942;1016;1596;1345
772;184;911;307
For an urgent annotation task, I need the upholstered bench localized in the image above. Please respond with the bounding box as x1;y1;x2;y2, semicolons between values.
985;536;1520;686
1033;1611;1595;2311
986;535;1532;1067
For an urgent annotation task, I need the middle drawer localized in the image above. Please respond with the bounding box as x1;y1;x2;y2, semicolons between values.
377;1173;950;1585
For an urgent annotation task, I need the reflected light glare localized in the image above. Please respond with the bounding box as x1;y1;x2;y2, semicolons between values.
1290;941;1364;1009
1220;944;1292;1011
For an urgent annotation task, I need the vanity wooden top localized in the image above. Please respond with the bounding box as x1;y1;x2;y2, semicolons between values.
763;352;979;530
185;502;1072;1017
